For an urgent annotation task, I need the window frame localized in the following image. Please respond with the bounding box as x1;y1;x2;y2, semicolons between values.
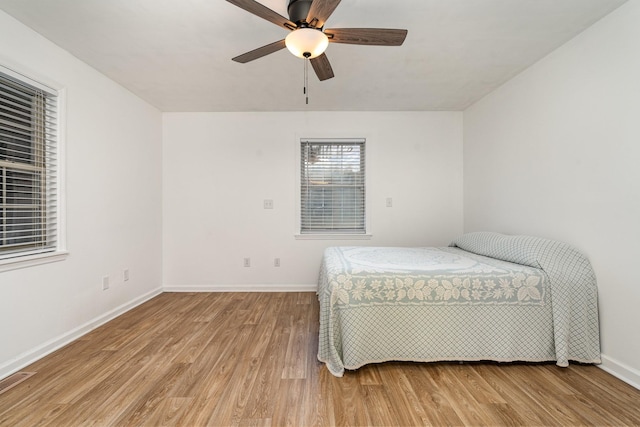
295;135;372;240
0;63;67;272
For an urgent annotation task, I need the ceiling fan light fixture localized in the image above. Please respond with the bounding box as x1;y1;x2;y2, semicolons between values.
285;28;329;59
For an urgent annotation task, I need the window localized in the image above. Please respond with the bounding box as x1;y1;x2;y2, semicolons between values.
0;68;60;263
299;138;366;235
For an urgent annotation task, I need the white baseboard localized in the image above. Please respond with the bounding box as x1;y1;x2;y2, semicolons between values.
163;283;318;292
0;287;163;381
599;354;640;390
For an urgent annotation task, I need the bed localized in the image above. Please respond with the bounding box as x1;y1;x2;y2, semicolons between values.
317;232;601;377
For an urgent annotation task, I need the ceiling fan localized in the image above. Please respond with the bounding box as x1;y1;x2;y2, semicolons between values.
226;0;408;81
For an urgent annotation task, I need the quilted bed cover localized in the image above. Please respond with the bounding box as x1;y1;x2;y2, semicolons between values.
317;232;601;377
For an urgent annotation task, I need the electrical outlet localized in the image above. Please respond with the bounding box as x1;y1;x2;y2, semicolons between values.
263;199;274;209
244;258;251;267
102;275;110;290
274;258;280;267
386;197;393;207
123;269;130;282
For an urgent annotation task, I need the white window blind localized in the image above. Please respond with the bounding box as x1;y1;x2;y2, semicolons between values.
300;138;365;234
0;70;59;260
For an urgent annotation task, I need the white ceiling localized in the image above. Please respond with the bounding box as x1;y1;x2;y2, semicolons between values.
0;0;628;112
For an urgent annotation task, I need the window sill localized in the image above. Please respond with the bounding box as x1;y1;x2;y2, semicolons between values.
295;234;373;240
0;250;69;273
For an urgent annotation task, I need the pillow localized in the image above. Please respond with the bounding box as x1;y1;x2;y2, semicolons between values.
450;231;545;268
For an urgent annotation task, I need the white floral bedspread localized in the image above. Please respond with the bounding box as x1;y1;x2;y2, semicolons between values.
317;233;601;377
322;246;547;307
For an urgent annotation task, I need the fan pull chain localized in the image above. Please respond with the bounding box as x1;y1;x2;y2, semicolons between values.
304;56;309;105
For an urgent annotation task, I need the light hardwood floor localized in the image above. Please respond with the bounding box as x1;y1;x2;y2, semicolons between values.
1;292;639;426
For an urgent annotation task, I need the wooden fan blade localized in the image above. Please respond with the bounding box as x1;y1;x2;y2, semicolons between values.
226;0;296;30
232;40;286;63
310;53;334;81
325;28;408;46
306;0;341;29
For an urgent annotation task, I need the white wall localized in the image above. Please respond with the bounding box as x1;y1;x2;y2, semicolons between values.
163;112;463;289
0;11;163;377
463;1;640;387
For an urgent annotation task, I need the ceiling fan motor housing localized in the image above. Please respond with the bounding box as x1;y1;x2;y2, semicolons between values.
288;0;313;25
